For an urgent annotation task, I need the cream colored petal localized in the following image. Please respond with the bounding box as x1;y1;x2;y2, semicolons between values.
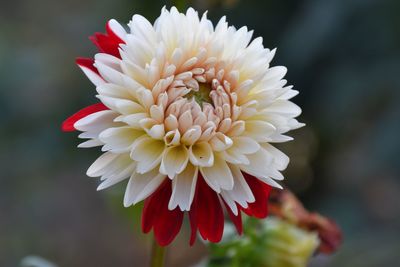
209;132;233;152
222;149;249;165
164;114;179;132
146;124;165;140
160;145;189;179
265;100;302;117
189;141;214;167
244;120;276;142
130;136;165;173
164;129;181;146
231;136;260;154
119;113;148;129
112;99;144;115
178;110;193;133
181;125;201;146
227;121;245;136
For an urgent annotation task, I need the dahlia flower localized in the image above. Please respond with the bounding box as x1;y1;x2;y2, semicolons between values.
62;7;303;246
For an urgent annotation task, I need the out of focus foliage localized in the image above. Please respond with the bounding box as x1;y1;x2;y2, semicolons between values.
1;0;399;266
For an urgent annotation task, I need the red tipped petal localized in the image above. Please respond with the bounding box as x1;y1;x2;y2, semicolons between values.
223;200;243;235
141;179;184;246
75;57;104;86
89;21;125;58
241;173;272;219
189;174;224;244
61;103;108;132
106;20;125;44
75;57;98;74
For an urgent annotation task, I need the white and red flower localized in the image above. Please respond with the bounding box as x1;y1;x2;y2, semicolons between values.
63;7;303;246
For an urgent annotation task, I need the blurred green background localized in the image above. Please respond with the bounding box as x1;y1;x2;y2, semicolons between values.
1;0;399;266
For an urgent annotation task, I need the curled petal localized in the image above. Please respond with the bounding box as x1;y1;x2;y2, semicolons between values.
189;141;214;167
160;145;189;179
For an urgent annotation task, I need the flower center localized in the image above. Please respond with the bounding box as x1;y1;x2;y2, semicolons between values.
185;83;212;106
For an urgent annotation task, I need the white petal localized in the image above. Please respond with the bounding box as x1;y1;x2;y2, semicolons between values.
97;161;136;190
77;64;105;86
238;147;274;178
265;100;302;117
87;152;119;177
74;110;118;132
244;120;276;142
256;176;283;189
200;153;234;192
220;191;238;215
231;136;260;154
96;83;138;100
99;153;134;179
168;163;198;211
99;127;144;153
262;143;289;171
108;19;127;41
78;139;103;148
227;165;255;206
95;61;140;89
123;169;166;207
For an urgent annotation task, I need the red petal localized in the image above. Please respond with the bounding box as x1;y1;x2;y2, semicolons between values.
222;200;243;235
189;174;224;245
189;195;198;246
241;173;272;219
141;179;184;246
76;57;99;74
61;103;108;132
89;21;125;58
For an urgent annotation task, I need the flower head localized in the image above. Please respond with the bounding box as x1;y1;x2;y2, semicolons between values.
63;7;303;246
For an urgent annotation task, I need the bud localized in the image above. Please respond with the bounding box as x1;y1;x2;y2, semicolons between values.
207;217;319;267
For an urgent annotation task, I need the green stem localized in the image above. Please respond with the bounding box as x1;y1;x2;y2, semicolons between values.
150;239;166;267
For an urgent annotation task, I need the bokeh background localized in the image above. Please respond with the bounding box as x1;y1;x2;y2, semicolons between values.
1;0;399;266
